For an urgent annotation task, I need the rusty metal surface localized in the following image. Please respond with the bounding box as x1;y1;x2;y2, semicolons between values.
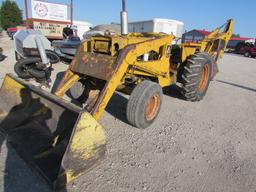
0;74;106;190
0;74;79;187
91;44;136;118
70;44;117;81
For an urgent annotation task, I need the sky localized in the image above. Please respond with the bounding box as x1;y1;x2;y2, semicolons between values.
1;0;255;37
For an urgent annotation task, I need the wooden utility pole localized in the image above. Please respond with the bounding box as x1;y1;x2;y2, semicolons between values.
70;0;73;26
24;0;29;28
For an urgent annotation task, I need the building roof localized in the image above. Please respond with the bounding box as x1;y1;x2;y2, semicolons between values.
230;37;253;41
196;30;211;36
196;29;254;41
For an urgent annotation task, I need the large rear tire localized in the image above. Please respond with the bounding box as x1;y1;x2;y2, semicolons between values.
126;80;163;128
180;52;213;101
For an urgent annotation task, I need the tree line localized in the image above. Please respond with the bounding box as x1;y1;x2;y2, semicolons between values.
0;0;23;30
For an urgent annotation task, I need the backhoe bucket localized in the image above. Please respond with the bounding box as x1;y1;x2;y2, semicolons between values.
0;74;107;190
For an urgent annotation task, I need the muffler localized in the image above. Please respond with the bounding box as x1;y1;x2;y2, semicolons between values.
121;0;128;35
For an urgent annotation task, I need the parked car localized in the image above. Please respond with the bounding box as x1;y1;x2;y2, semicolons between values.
243;47;256;58
234;42;256;58
7;26;27;40
7;27;18;40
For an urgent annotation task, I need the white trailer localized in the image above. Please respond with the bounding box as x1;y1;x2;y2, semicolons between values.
128;18;184;43
72;20;93;40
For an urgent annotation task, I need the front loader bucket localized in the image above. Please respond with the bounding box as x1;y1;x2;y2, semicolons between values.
0;74;107;190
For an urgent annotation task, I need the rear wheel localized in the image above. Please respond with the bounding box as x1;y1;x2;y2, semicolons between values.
180;52;213;101
126;80;163;128
244;51;251;58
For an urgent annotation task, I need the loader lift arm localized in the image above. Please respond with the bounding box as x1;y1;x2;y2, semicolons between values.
55;34;175;121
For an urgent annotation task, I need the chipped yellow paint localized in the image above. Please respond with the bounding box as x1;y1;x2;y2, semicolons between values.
55;71;80;98
70;112;106;160
1;75;25;95
65;170;76;183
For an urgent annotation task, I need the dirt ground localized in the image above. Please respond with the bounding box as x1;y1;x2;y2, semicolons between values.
0;32;256;192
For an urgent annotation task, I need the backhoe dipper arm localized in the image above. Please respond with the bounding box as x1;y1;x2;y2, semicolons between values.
201;19;234;61
204;19;234;41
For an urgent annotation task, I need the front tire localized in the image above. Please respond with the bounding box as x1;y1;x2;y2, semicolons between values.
126;80;163;128
180;52;213;101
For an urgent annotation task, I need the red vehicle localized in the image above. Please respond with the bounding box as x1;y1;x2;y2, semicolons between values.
235;42;256;58
7;26;26;40
7;27;18;39
243;46;256;58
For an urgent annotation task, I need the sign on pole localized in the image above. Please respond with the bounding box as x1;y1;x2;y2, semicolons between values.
31;0;68;21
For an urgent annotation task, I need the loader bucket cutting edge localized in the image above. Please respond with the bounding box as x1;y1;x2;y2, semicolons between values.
0;74;107;190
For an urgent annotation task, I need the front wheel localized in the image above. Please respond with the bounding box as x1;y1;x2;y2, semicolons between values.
126;80;163;129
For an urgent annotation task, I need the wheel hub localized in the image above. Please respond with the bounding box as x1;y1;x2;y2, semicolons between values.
145;94;160;121
198;64;209;92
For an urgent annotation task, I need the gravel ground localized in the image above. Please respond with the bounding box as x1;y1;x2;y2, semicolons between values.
0;32;256;192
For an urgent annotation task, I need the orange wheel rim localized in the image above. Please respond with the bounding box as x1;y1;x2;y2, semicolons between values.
145;94;160;121
198;64;209;92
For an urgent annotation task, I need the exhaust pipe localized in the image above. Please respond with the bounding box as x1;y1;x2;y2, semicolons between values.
121;0;128;35
34;36;50;66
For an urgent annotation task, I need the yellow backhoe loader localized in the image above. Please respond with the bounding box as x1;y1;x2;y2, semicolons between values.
0;0;233;190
